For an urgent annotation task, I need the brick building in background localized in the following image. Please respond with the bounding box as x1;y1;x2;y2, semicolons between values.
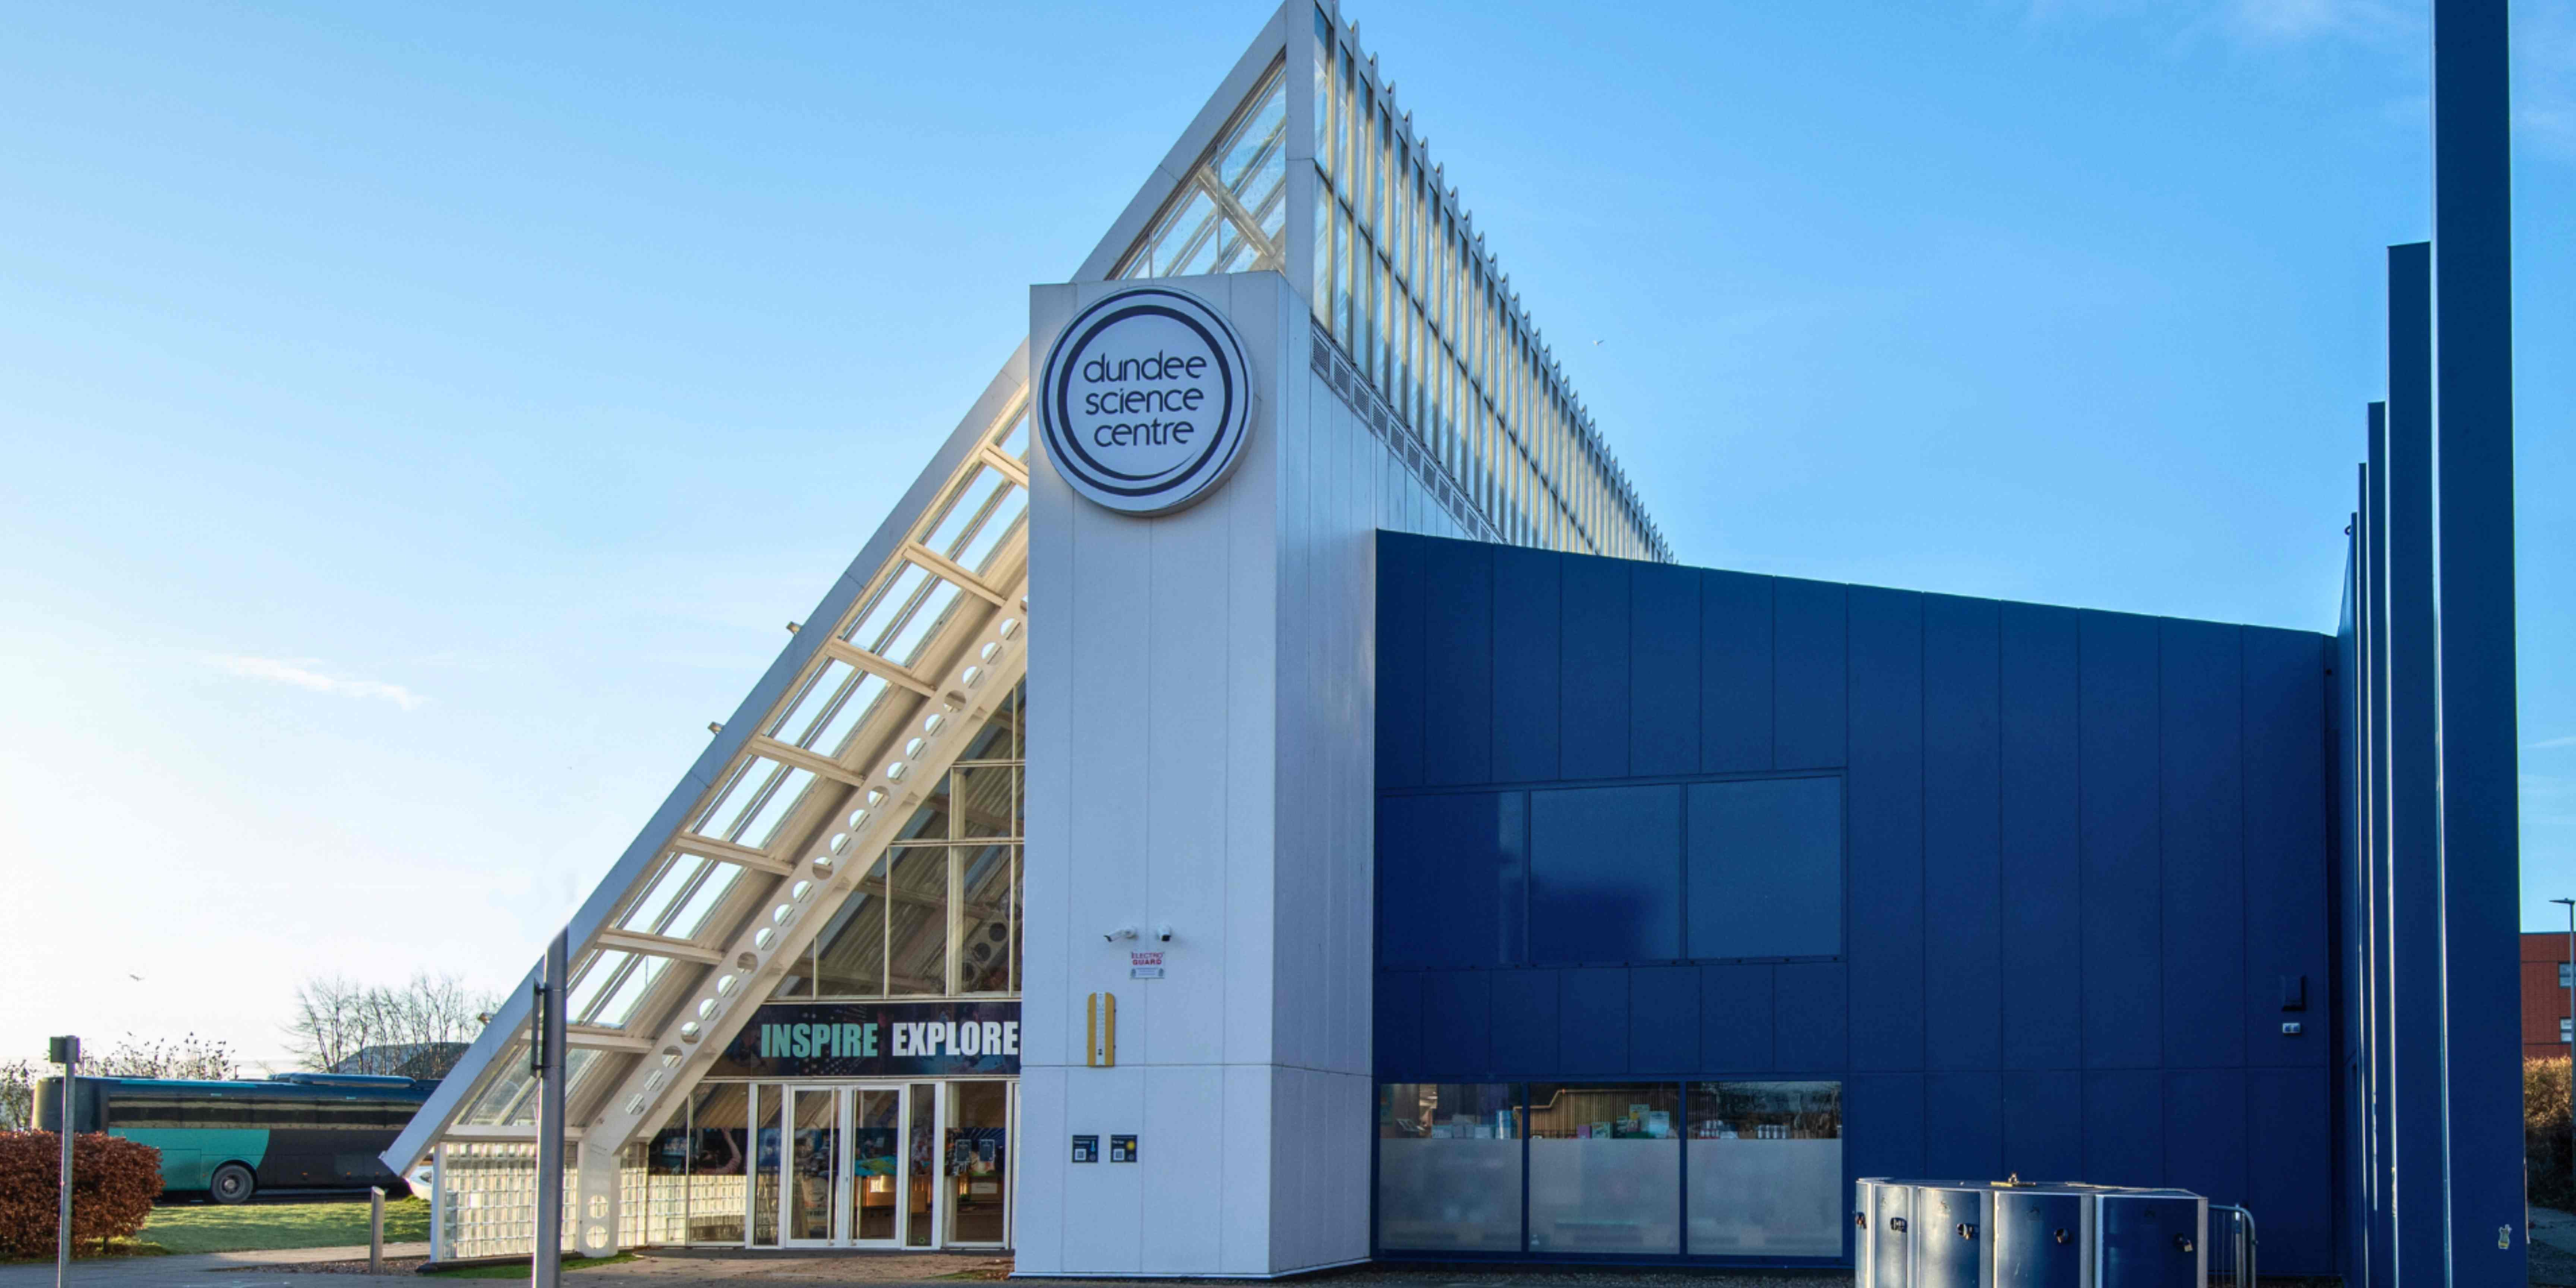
2526;931;2574;1060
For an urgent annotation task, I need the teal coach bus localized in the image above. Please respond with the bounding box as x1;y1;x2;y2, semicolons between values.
39;1073;432;1203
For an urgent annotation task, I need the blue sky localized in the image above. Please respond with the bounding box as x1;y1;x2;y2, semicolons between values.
0;0;2567;1066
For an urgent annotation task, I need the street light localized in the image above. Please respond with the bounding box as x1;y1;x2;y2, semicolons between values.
2554;897;2575;1184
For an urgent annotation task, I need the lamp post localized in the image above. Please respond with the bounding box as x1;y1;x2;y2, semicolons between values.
2555;897;2575;1183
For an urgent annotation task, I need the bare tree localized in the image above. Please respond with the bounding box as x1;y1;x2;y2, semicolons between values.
88;1033;240;1080
287;972;499;1076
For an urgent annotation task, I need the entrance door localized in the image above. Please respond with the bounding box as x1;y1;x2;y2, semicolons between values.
782;1086;840;1245
848;1087;905;1245
943;1082;1010;1245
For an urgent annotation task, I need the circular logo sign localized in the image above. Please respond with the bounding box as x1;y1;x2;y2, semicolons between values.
1037;286;1254;516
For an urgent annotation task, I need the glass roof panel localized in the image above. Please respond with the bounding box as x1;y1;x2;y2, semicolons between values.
769;659;856;747
842;562;965;669
736;767;816;849
1116;62;1287;280
992;408;1030;461
659;858;744;940
807;670;891;759
689;757;783;842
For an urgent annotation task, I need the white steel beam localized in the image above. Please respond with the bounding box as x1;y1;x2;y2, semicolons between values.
820;638;938;697
593;929;722;966
564;1026;653;1054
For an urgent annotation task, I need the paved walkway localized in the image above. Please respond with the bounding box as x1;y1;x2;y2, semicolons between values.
0;1245;432;1288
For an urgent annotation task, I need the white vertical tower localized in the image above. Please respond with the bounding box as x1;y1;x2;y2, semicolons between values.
1015;271;1375;1277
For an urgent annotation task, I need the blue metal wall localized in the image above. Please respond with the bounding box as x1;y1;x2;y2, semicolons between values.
1374;531;2341;1272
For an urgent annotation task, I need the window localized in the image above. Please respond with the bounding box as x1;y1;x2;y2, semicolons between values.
1685;777;1843;959
1377;1084;1523;1251
772;685;1024;1000
1685;1082;1842;1256
2561;1017;2570;1044
1529;786;1682;963
2560;962;2571;988
1527;1083;1680;1253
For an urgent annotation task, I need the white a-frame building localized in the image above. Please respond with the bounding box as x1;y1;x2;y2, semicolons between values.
385;0;1666;1274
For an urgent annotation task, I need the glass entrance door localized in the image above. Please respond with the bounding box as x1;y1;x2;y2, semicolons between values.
849;1087;904;1245
943;1082;1010;1245
783;1087;839;1245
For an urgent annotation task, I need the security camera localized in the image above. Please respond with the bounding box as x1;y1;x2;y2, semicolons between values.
1104;925;1137;943
1155;924;1174;943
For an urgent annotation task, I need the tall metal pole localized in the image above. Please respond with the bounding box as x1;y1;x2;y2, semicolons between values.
534;929;568;1288
50;1036;79;1288
2556;897;2575;1183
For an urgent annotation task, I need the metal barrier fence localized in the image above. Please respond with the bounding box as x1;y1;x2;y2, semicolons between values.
2207;1203;2258;1288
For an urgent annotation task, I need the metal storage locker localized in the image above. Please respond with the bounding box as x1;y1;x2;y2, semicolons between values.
1992;1185;2093;1288
2094;1189;2205;1288
1857;1179;1915;1288
1915;1184;1995;1288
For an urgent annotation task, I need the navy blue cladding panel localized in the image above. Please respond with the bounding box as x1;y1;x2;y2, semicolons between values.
1629;564;1701;777
2159;620;2246;1068
1559;968;1631;1077
1923;594;2002;1071
1491;970;1561;1073
2082;1070;2163;1187
1924;1073;2004;1180
1375;798;1430;970
1559;555;1632;781
1999;603;2083;1069
1629;966;1699;1075
1848;587;1925;1072
2248;1066;2333;1274
2161;1069;2247;1207
1421;971;1494;1076
2001;1070;2083;1180
1686;777;1844;959
1701;963;1775;1072
2244;628;2330;1068
1376;533;1427;790
1847;1074;1927;1181
1422;540;1496;787
1772;578;1848;770
2080;612;2162;1069
1377;792;1526;969
1529;785;1683;963
1774;962;1849;1072
1492;546;1562;783
1376;973;1422;1077
1701;571;1774;774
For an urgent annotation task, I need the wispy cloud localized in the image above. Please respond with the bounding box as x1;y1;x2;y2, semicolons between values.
208;655;428;711
2530;735;2576;752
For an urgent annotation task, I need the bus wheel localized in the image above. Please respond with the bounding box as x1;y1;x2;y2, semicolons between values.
209;1163;256;1205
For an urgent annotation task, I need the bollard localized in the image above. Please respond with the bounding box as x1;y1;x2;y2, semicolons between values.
370;1187;385;1273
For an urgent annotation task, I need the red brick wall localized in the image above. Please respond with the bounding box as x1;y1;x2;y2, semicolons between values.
2526;931;2573;1060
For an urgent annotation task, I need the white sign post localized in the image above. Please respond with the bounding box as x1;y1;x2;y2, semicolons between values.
49;1035;78;1288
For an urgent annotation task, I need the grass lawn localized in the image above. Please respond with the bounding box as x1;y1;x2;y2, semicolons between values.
140;1197;432;1254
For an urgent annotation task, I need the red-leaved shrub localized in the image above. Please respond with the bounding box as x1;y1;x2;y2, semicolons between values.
0;1132;162;1258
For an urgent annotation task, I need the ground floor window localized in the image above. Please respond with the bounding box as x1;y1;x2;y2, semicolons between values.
1376;1080;1842;1260
647;1077;1013;1249
1376;1083;1524;1250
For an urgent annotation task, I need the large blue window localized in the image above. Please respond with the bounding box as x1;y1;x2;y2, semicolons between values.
1685;776;1843;959
1530;785;1682;963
